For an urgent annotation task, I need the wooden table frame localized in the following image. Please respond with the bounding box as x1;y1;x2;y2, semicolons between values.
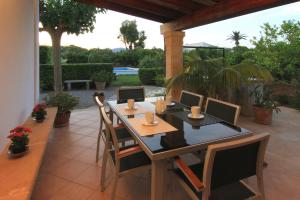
107;100;252;200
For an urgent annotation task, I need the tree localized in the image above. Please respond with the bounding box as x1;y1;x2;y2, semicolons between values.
118;20;147;50
39;0;105;91
227;31;247;47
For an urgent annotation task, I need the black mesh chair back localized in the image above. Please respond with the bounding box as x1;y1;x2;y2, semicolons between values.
117;86;145;104
210;142;259;189
179;90;204;109
205;97;240;125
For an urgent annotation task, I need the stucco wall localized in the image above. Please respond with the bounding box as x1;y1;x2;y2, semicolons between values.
0;0;39;150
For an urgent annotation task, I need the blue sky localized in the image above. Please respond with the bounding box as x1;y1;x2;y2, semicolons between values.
39;2;300;49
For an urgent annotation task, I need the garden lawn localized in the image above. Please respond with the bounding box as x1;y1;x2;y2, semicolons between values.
111;75;142;86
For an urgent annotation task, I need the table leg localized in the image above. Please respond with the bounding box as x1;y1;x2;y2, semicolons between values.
151;159;168;200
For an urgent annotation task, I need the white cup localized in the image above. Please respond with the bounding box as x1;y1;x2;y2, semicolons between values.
191;106;201;117
145;112;154;124
127;99;135;109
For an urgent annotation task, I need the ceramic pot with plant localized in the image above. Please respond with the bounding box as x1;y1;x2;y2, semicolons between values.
7;126;31;158
31;103;47;122
250;85;280;125
91;70;110;90
46;92;79;127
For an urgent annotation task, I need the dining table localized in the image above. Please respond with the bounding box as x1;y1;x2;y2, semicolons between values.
107;97;252;200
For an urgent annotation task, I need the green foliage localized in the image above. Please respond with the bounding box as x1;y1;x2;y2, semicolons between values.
138;54;164;68
40;46;50;64
118;20;147;50
250;20;300;82
111;75;141;86
88;48;115;63
250;85;280;113
61;45;89;63
293;89;300;110
40;63;113;90
167;54;273;97
46;92;79;115
227;31;247;47
226;46;249;65
154;74;165;87
91;70;111;82
40;0;104;35
139;68;164;85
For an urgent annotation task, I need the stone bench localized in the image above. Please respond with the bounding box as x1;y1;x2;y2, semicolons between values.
64;80;92;90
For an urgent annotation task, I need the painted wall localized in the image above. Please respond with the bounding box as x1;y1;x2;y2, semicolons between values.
0;0;39;150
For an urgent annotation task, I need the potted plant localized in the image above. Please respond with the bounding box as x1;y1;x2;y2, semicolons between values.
31;103;47;122
250;85;280;125
46;92;79;127
91;70;110;90
7;126;31;158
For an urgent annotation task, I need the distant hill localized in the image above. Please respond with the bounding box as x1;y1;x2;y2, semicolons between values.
112;47;126;52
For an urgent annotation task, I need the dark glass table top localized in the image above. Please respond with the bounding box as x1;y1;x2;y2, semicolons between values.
107;99;252;155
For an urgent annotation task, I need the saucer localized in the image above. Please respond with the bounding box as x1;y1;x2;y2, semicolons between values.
166;102;175;107
125;106;138;110
187;113;204;119
142;120;159;126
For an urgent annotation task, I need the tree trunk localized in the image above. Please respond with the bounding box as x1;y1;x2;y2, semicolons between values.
50;32;63;92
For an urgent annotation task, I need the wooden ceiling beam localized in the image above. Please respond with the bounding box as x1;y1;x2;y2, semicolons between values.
106;0;181;19
144;0;194;15
161;0;299;33
192;0;216;6
77;0;169;22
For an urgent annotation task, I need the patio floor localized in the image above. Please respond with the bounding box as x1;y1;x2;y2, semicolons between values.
31;106;300;200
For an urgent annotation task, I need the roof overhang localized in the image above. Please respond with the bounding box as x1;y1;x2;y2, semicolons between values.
78;0;299;33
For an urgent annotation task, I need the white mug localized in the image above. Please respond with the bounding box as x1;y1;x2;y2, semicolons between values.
145;112;154;124
127;99;135;109
191;106;201;117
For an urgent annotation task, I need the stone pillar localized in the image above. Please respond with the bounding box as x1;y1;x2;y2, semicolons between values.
163;31;185;100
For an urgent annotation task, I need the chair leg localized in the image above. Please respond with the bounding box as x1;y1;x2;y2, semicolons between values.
96;122;103;162
111;165;120;200
100;137;109;191
257;173;265;200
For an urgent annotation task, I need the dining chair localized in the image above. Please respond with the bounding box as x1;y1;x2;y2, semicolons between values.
117;86;145;104
179;90;204;109
100;107;151;200
93;93;133;163
172;133;270;200
205;97;241;125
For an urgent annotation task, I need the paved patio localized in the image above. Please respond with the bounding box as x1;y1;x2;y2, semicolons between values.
31;106;300;200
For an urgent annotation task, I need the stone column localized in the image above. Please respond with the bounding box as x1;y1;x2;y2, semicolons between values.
163;31;185;100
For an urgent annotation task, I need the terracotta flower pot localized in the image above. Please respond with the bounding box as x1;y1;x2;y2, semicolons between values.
95;82;106;90
54;111;71;128
253;106;273;125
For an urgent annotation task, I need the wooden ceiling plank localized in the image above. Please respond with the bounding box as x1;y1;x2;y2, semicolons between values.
106;0;181;18
161;0;299;33
77;0;169;22
192;0;216;6
144;0;193;14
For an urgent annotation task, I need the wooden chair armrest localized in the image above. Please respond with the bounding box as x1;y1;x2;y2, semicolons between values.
117;146;142;159
113;124;124;129
174;157;204;192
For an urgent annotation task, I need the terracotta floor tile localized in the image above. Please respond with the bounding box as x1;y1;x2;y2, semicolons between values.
50;159;90;181
49;181;94;200
31;174;69;200
73;165;102;190
72;136;97;149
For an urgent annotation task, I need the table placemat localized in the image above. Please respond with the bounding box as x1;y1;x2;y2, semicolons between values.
171;111;223;127
114;103;149;116
127;116;178;136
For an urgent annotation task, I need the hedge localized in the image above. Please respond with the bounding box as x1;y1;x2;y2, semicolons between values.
40;63;113;90
138;67;164;85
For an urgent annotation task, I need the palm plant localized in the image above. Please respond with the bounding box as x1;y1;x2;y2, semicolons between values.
227;31;247;47
166;53;273;98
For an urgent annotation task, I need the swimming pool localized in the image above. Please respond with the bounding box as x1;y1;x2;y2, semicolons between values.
113;67;139;75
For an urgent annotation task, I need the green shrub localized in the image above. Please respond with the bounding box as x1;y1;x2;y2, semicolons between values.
40;63;113;90
91;70;111;82
40;46;50;64
154;74;165;86
138;54;164;68
46;92;79;115
88;48;115;63
138;68;164;85
293;89;300;110
61;45;89;63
